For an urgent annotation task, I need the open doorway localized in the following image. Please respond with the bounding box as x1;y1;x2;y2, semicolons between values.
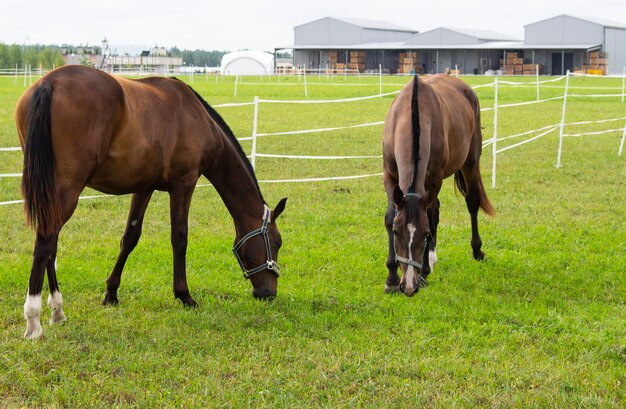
551;52;574;75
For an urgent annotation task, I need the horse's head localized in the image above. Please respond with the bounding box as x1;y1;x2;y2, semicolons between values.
233;198;287;299
392;187;430;296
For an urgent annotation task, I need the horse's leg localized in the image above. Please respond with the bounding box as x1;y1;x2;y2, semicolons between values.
460;167;486;260
421;198;440;279
45;234;66;325
169;181;197;307
384;195;400;293
24;232;56;339
103;191;154;305
24;186;80;339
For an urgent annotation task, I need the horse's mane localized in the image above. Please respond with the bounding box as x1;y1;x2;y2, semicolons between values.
409;74;420;194
174;78;265;203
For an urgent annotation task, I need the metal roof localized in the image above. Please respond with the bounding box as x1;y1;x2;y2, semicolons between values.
525;14;626;30
437;27;520;42
331;17;417;32
294;16;417;33
280;14;616;51
278;41;602;51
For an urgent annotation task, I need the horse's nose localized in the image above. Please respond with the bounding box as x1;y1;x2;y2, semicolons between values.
252;287;276;300
400;282;417;297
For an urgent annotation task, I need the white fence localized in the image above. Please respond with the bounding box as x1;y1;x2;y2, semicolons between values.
1;71;625;206
481;71;626;187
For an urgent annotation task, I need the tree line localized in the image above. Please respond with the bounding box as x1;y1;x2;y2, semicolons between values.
0;44;65;69
0;43;292;70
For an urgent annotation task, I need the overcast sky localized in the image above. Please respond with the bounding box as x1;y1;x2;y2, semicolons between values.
1;0;625;52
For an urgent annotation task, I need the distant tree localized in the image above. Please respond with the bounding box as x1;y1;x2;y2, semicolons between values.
169;47;228;68
0;43;65;69
275;51;292;58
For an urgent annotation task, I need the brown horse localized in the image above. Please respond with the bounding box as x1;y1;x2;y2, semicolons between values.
383;75;495;296
15;65;287;339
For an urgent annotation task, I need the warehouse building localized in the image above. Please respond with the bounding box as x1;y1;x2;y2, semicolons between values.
280;14;626;75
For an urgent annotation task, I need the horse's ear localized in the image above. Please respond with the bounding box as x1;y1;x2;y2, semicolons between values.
393;186;404;207
272;198;287;220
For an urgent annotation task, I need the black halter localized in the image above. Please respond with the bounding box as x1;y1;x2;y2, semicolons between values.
232;205;280;279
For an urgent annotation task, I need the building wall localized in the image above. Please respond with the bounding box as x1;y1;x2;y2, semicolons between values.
295;17;416;46
406;28;482;45
420;49;491;74
525;15;604;45
294;50;321;68
295;18;362;45
362;29;413;43
605;27;626;75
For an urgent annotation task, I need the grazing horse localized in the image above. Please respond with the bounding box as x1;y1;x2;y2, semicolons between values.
15;65;287;339
383;75;495;296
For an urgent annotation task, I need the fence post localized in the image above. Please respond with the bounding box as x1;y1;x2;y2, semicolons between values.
251;96;259;169
491;78;498;188
622;65;626;104
303;64;308;97
536;64;540;101
617;125;626;156
556;70;570;168
622;65;625;104
379;64;382;97
234;75;239;97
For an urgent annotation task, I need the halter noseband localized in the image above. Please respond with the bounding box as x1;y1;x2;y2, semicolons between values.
232;205;280;279
394;192;428;270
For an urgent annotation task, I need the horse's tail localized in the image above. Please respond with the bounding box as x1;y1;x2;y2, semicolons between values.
454;171;496;216
409;74;420;192
21;81;62;235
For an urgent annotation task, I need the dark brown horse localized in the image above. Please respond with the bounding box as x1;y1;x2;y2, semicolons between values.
16;65;287;339
383;75;495;296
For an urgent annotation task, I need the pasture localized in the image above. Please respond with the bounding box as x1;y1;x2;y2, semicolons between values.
0;72;625;407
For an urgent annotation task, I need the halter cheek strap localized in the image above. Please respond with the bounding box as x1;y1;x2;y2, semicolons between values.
232;205;281;279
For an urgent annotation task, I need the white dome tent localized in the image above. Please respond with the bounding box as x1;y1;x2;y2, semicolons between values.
220;51;274;75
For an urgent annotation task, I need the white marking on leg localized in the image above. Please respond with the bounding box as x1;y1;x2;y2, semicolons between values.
48;291;66;324
404;223;417;295
429;250;438;272
24;293;43;339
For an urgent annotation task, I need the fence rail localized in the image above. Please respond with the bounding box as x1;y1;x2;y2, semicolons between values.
2;71;624;206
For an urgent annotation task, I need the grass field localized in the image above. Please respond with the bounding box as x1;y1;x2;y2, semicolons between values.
1;72;625;407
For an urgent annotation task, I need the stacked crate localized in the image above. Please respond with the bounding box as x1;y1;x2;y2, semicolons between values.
522;64;543;75
399;51;420;74
328;50;338;71
348;51;366;72
500;52;524;75
585;51;608;75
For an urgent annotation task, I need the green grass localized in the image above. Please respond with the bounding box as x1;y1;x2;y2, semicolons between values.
0;73;625;407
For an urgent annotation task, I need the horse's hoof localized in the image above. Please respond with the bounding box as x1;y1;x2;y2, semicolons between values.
180;296;197;308
50;309;66;324
473;251;485;261
24;321;44;340
102;295;119;306
384;284;401;293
